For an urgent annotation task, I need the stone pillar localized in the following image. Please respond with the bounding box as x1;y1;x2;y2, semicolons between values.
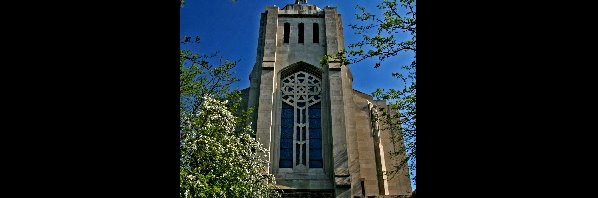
247;11;268;133
255;6;278;174
324;7;353;197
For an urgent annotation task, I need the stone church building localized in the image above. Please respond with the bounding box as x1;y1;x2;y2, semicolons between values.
241;1;412;197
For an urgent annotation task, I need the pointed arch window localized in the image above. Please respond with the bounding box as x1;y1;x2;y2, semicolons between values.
280;71;322;168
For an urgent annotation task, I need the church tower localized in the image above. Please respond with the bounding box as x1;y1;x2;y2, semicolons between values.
242;1;412;197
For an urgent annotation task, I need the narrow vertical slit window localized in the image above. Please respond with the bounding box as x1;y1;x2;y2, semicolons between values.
313;23;319;43
298;23;304;43
284;23;290;43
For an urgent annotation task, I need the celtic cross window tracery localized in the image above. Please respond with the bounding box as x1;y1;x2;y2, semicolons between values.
279;71;323;169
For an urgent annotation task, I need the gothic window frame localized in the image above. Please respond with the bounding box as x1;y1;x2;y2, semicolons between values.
278;68;323;171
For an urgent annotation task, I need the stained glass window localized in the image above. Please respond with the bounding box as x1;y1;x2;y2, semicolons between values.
309;102;322;167
280;103;294;168
280;71;322;169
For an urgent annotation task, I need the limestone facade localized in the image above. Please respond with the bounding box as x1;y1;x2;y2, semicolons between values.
241;1;412;197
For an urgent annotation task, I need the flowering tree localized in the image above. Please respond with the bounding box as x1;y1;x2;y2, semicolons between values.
179;48;279;197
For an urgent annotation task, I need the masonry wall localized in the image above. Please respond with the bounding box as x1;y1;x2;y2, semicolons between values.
275;16;326;71
352;91;381;196
245;3;411;198
374;100;412;196
350;91;413;196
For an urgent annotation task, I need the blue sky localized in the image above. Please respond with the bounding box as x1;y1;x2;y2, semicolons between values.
181;0;415;190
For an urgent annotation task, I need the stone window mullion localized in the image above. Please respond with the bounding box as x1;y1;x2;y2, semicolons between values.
280;71;322;170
